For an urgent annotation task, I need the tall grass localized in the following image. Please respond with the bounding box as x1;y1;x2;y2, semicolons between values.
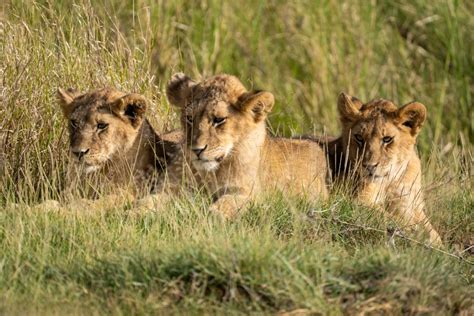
1;0;473;314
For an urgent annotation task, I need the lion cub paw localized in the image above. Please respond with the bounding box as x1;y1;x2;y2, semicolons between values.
133;193;170;212
209;194;247;220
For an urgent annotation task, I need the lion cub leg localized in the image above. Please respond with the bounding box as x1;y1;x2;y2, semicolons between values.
209;193;250;219
308;177;329;202
358;181;442;245
356;181;387;206
66;190;135;213
133;192;172;211
388;190;442;245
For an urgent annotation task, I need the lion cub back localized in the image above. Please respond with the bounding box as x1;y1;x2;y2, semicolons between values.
261;137;328;198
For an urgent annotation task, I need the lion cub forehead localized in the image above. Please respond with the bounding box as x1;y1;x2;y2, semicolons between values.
359;99;399;119
69;87;126;116
212;101;231;116
191;74;247;104
74;87;126;105
357;117;399;136
189;100;230;118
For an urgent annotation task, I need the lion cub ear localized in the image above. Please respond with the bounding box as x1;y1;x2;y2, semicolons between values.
57;88;80;117
112;94;147;127
238;90;275;122
166;73;197;108
397;102;427;136
337;92;363;123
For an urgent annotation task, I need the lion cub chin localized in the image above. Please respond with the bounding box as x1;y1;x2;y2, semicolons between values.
319;93;441;245
166;73;328;218
57;87;181;200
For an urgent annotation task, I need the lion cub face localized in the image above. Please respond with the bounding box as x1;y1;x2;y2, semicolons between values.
337;93;427;181
166;73;274;172
57;87;147;173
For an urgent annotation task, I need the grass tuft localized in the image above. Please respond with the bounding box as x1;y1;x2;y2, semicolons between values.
1;0;472;313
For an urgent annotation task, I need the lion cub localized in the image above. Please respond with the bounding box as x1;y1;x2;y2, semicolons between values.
166;73;328;217
57;87;181;197
320;93;441;244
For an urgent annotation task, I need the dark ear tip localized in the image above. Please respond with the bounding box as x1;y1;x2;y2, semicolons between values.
57;87;78;93
167;73;190;93
167;73;191;88
128;93;147;102
170;72;188;81
337;92;351;104
117;95;147;124
124;94;147;108
166;73;195;107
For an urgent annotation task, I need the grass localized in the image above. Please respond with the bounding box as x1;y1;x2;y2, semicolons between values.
0;0;473;314
1;196;473;314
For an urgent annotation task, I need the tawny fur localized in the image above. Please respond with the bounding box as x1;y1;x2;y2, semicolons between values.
166;73;328;218
57;87;181;196
314;93;441;244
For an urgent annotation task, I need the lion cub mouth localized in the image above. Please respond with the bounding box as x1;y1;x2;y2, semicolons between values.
81;163;101;174
193;155;225;172
74;160;103;174
365;172;388;181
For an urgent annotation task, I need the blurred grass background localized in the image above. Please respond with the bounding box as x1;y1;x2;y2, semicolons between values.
0;0;473;314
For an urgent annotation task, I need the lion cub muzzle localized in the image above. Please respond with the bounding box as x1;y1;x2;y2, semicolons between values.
191;144;229;171
362;162;379;177
71;148;90;161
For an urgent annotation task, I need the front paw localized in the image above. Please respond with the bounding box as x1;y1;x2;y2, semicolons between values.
418;223;443;247
209;195;246;219
355;181;387;206
134;193;170;211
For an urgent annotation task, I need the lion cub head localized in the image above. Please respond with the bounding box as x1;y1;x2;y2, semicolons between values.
166;73;274;172
337;93;427;180
57;87;147;173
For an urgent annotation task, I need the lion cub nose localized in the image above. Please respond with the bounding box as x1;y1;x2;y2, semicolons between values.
72;148;90;160
192;145;207;158
363;162;378;174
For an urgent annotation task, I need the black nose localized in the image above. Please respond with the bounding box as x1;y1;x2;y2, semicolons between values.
72;148;90;160
192;145;207;158
363;163;378;174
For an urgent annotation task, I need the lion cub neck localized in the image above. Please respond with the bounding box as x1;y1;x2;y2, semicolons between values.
207;122;267;192
108;119;163;184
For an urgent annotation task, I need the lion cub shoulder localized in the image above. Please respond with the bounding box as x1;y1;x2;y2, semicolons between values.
166;73;328;217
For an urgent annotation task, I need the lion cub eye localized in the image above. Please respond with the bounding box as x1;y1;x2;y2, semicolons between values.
70;120;78;129
97;122;108;131
382;136;393;144
213;117;226;126
354;134;364;144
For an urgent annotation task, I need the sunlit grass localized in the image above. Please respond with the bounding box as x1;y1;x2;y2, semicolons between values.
0;0;472;314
